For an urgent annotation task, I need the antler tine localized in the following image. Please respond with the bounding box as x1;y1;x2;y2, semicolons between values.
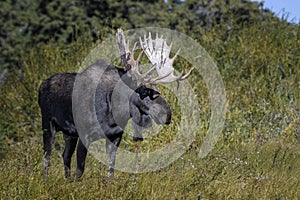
171;48;180;62
141;64;156;79
136;49;143;64
131;42;136;56
130;49;145;81
181;67;194;80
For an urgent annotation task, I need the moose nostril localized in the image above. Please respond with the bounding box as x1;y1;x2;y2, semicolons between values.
164;114;171;124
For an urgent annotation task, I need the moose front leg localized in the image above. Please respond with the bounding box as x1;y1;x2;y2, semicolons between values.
75;139;88;179
62;134;78;179
106;134;122;176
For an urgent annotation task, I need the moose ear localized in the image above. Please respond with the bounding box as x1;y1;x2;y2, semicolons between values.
150;90;160;100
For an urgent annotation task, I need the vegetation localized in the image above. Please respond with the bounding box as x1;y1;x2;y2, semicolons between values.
0;0;272;70
0;0;299;199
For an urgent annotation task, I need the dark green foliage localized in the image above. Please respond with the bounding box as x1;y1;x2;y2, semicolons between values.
0;0;120;71
0;0;273;71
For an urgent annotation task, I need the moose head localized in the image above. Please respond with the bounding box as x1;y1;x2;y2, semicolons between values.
115;29;194;138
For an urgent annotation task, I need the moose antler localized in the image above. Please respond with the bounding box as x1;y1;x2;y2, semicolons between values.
116;29;156;83
116;29;193;85
139;32;194;85
116;28;138;71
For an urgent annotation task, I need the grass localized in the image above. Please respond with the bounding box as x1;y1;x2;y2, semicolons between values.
0;19;299;199
0;137;299;199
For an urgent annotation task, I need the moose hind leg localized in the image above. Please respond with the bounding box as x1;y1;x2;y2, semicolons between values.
62;134;78;178
43;121;56;179
106;134;122;177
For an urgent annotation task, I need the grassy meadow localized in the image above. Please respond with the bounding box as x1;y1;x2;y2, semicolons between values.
0;19;299;199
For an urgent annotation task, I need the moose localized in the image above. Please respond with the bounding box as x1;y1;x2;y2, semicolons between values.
38;29;193;179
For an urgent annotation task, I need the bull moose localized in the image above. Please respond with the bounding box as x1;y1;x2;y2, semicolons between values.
38;29;193;179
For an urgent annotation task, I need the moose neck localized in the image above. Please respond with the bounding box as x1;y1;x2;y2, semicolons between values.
116;67;140;92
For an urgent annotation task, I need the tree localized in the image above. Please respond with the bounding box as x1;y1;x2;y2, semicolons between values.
0;0;276;73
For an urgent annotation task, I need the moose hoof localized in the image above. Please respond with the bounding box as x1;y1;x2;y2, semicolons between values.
108;171;114;177
64;169;71;179
133;136;143;142
74;169;83;179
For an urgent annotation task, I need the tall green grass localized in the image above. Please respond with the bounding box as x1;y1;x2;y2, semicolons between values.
0;19;299;199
